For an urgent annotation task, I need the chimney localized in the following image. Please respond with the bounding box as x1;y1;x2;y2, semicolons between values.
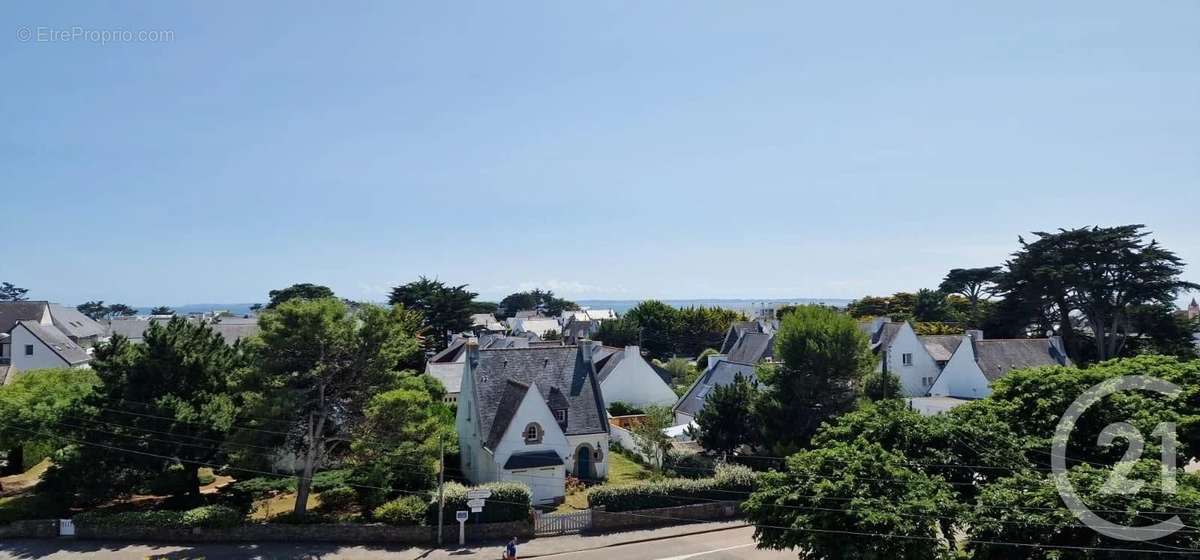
579;340;594;364
466;337;480;370
966;329;984;341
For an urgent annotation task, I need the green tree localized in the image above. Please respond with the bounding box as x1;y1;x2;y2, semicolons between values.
755;305;873;455
999;225;1198;362
630;405;674;469
541;329;562;341
0;369;99;475
0;282;29;301
107;303;137;317
940;266;1001;312
693;373;758;456
388;276;477;350
860;370;902;401
911;288;950;322
744;441;960;560
266;283;335;309
655;357;699;395
623;300;679;360
595;317;639;348
497;289;577;318
150;306;175;316
674;306;745;357
247;298;422;517
75;300;109;320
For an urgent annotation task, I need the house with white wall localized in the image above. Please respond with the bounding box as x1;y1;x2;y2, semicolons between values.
928;334;1070;399
1;302;102;380
868;322;962;397
509;317;561;339
591;345;678;408
672;358;757;425
5;321;91;378
456;342;609;505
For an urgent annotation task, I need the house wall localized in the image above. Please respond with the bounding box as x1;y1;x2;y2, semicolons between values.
565;432;609;479
876;324;942;397
491;383;572;505
600;347;678;408
8;324;70;372
928;336;991;399
456;365;492;485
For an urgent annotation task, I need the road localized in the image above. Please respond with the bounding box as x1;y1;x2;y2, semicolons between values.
0;524;793;560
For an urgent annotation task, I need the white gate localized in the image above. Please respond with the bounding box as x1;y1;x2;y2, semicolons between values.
534;509;592;536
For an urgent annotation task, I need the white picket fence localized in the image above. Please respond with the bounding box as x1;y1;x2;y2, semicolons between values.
534;509;592;536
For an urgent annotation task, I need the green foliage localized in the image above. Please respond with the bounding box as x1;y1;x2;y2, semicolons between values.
745;441;959;560
74;505;243;529
861;371;902;401
316;486;357;512
756;305;873;455
609;302;744;361
0;494;69;525
497;289;577;318
181;505;244;528
694;372;758;455
586;463;757;512
0;368;99;453
433;482;530;524
388;276;478;350
0;281;29;301
150;306;175;315
622;300;677;359
629;405;675;468
373;495;428;526
266;283;335;308
595;317;639;348
606;401;644;416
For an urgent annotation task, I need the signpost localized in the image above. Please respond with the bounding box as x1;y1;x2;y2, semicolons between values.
465;488;492;539
466;488;492;500
466;498;486;512
455;510;469;546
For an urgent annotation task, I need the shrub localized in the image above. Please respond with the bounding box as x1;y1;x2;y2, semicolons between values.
374;495;428;526
316;486;357;512
229;476;293;498
197;468;217;486
586;463;758;512
666;453;716;479
180;505;243;528
311;469;353;493
265;511;336;525
433;482;530;524
74;505;244;529
0;494;69;525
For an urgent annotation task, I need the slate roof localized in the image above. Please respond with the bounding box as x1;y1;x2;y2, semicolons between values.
920;335;963;362
0;301;48;331
16;320;90;365
870;322;904;352
427;361;466;394
504;450;564;469
430;337;468;363
207;321;260;344
480;335;531;350
720;322;756;354
563;319;595;340
471;346;608;451
972;339;1070;381
47;304;105;339
725;332;774;364
595;351;625;383
674;360;757;417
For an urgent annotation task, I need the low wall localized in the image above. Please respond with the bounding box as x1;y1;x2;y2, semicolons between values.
591;501;740;533
0;519;59;539
68;519;531;544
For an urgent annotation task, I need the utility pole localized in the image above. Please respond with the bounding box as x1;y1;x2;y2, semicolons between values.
436;436;446;546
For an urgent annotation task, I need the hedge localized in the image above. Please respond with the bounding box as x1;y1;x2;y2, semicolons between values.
431;482;531;524
586;463;757;512
73;505;243;529
316;486;356;512
375;495;428;526
229;469;353;498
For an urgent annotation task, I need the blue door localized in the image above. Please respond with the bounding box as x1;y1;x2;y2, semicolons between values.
576;447;591;480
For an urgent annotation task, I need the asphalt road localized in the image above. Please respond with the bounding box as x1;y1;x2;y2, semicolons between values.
0;525;791;560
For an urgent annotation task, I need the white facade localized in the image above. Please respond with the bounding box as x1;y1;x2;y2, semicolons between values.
876;323;943;397
928;336;991;399
8;323;81;372
599;346;679;408
510;318;561;338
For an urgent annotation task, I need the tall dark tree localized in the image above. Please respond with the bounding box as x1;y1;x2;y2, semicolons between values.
755;305;873;455
939;267;1001;309
76;300;109;320
150;306;175;316
623;300;679;359
0;282;29;302
911;288;950;322
388;277;476;350
674;306;745;357
266;283;335;309
999;225;1198;362
595;317;639;347
497;289;577;318
693;373;758;455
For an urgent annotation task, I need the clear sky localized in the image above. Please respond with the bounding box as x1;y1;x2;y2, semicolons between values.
2;1;1197;306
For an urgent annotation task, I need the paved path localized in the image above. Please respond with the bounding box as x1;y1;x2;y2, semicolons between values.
0;522;790;560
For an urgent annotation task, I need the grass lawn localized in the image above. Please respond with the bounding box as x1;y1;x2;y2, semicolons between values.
0;459;51;497
553;451;652;513
250;492;322;520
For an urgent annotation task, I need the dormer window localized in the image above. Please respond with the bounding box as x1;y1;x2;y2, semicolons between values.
554;409;567;424
524;423;542;444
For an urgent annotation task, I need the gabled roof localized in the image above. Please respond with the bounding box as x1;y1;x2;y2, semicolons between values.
595;351;625;383
870;322;904;352
430;337;468;363
471;346;607;451
726;332;774;364
427;361;466;394
719;322;756;354
206;320;259;344
920;335;963;362
14;320;90;365
0;301;48;332
47;304;105;339
674;359;757;417
972;338;1070;381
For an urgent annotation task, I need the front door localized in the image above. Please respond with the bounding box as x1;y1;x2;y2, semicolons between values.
575;446;591;480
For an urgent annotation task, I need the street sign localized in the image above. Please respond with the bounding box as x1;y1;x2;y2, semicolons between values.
456;510;468;546
456;510;469;522
466;488;493;500
466;498;486;509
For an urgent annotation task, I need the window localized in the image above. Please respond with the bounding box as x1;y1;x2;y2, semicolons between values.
24;345;34;356
554;409;566;423
901;353;913;366
523;423;542;444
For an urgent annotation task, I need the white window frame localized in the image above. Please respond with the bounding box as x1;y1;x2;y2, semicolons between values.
901;353;913;366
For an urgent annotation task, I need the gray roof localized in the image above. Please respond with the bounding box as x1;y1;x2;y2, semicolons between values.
427;361;466;394
0;301;48;332
104;318;165;341
720;322;756;354
972;338;1070;381
920;335;963;362
870;322;904;352
16;320;91;365
595;351;625;383
206;321;260;344
725;332;774;364
674;360;757;417
429;337;468;363
47;304;105;339
480;334;531;350
504;449;564;469
471;346;607;451
471;313;498;326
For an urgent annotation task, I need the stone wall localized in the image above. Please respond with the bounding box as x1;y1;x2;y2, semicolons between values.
0;519;59;539
69;519;532;544
590;501;740;533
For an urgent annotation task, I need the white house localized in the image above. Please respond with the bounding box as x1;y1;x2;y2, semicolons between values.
5;320;91;377
591;345;678;408
456;342;610;505
509;317;561;338
867;322;964;397
929;334;1071;399
1;302;103;381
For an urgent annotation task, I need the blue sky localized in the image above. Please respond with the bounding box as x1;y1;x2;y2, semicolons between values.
2;1;1197;306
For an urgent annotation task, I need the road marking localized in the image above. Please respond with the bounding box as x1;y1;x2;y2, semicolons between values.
654;543;756;560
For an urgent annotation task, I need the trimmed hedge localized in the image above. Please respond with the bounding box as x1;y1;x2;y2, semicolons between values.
587;463;757;512
74;505;243;529
316;486;356;512
229;469;353;498
374;495;428;526
432;482;531;524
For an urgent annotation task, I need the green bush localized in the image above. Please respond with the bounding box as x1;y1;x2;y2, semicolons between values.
374;495;428;526
265;511;337;525
229;469;352;498
433;482;530;524
587;463;757;512
74;505;243;529
316;486;356;512
197;468;216;486
0;494;69;525
312;469;353;493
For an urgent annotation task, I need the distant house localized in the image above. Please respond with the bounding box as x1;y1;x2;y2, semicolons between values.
5;320;91;378
561;317;598;345
424;337;470;404
672;358;757;425
864;321;963;397
0;301;106;349
718;319;777;355
725;331;774;364
590;344;678;408
103;316;260;345
1;301;105;381
510;317;561;338
470;313;505;334
456;342;609;504
928;334;1071;399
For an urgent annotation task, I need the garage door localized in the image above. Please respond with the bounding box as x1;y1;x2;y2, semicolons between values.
510;467;564;505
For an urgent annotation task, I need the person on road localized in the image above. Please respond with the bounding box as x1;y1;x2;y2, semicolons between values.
504;537;518;560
